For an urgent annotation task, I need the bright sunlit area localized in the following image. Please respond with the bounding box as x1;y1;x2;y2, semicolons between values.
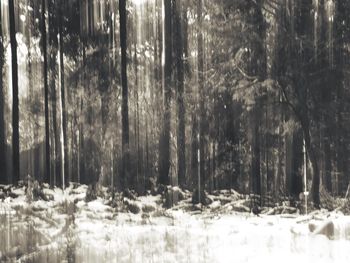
131;0;151;6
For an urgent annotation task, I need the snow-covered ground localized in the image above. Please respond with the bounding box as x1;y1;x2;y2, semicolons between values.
74;211;350;263
1;185;350;263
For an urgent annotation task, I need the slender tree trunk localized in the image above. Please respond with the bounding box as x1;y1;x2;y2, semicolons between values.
324;130;332;192
0;2;7;184
158;0;172;186
26;0;33;178
48;0;60;186
234;121;241;190
134;36;139;188
9;0;20;184
174;0;186;188
42;0;51;184
197;0;205;191
191;115;198;190
59;0;68;187
119;0;130;190
251;111;261;196
300;115;321;208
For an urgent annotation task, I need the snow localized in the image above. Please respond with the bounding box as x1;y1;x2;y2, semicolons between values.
72;212;350;263
1;185;350;262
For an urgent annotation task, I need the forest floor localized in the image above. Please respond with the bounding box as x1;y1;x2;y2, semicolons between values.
1;183;350;263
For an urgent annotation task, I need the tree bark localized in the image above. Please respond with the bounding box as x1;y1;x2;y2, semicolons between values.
119;0;130;190
9;0;20;184
0;2;7;184
174;0;186;188
197;0;205;191
42;0;51;184
158;0;172;186
248;0;266;196
59;0;68;187
48;0;61;186
251;110;261;195
324;130;332;193
299;114;320;208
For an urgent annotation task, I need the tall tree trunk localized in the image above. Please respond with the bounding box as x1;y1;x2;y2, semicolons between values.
49;0;60;186
59;0;68;187
0;2;7;184
119;0;130;190
197;0;205;191
25;0;33;178
42;0;51;184
133;33;139;188
248;0;266;197
174;0;186;188
158;0;172;186
9;0;20;184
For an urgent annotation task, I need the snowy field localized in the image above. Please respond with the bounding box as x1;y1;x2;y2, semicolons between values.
1;185;350;263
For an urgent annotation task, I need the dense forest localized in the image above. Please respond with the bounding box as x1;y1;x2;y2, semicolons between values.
0;0;349;210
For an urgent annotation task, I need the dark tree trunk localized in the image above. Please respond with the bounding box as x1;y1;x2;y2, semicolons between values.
299;114;320;208
59;0;68;186
197;0;205;190
42;0;51;184
158;0;172;186
324;131;332;193
290;129;303;197
49;0;61;186
133;33;139;188
9;0;20;185
191;115;198;190
0;2;7;184
248;0;266;196
119;0;130;190
251;110;261;195
174;0;186;188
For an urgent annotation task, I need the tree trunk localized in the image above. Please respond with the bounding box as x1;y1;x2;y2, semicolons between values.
251;110;261;196
9;0;20;184
0;2;7;184
191;115;198;190
26;0;33;178
59;0;68;187
119;0;130;190
158;0;172;186
290;129;303;197
49;0;60;186
324;130;332;193
174;0;186;188
42;0;51;184
300;115;320;208
133;35;139;189
248;0;266;197
197;0;205;191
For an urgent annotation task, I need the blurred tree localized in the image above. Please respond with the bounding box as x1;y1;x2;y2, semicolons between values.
41;0;51;184
9;0;20;184
120;0;131;189
0;1;6;184
158;0;172;186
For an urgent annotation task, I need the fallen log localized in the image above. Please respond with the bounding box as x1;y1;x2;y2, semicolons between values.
231;204;250;213
29;209;59;228
265;206;297;215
